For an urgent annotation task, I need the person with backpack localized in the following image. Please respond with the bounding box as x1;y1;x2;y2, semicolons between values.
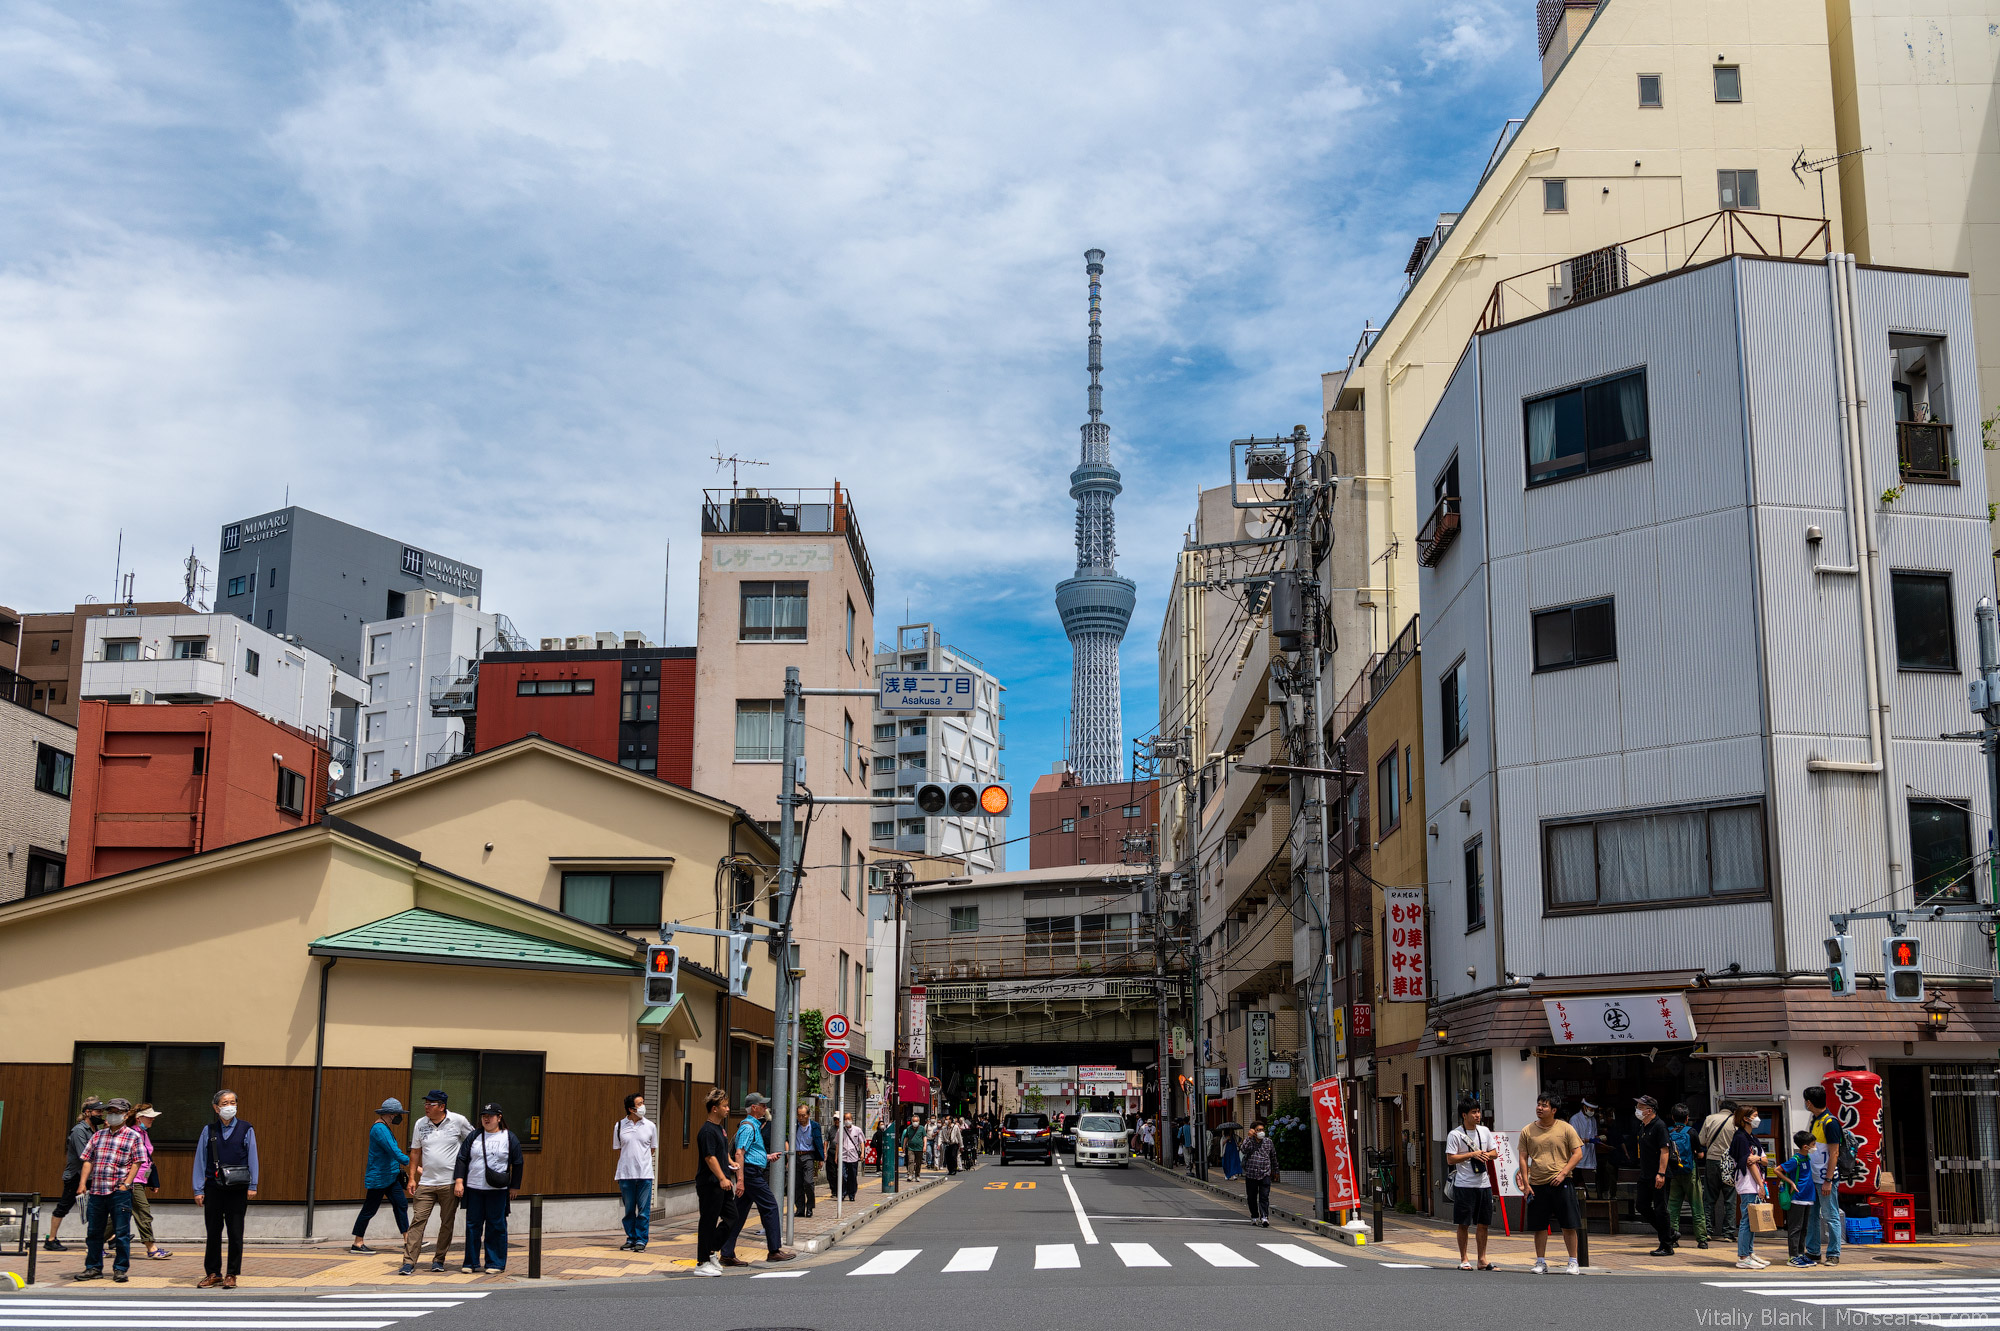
1778;1129;1819;1266
1445;1098;1499;1271
1696;1099;1739;1241
1664;1103;1708;1249
452;1104;522;1273
1802;1085;1846;1266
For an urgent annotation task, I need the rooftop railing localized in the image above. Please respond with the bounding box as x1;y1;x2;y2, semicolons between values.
701;484;875;606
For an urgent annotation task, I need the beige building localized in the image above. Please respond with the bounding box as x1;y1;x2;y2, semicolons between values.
0;688;75;903
0;737;777;1238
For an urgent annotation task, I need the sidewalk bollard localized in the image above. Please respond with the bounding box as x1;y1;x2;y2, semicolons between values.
1372;1187;1384;1244
527;1195;542;1279
27;1195;41;1287
1577;1216;1590;1269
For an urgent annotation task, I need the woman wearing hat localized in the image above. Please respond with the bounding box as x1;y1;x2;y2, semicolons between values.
130;1106;171;1261
453;1104;523;1273
350;1099;411;1255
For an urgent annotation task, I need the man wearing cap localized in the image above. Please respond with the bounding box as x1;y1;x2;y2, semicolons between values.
74;1098;145;1283
352;1099;411;1255
453;1104;522;1273
725;1093;795;1266
401;1090;472;1276
1697;1099;1741;1243
44;1098;104;1253
1515;1093;1585;1275
1634;1095;1676;1257
1567;1099;1608;1199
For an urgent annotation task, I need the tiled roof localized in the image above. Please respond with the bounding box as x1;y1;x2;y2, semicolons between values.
311;908;638;975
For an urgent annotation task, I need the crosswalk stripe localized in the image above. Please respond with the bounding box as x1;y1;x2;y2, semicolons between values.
1260;1243;1343;1268
0;1323;400;1330
1186;1242;1255;1268
849;1249;921;1275
751;1271;808;1278
942;1246;997;1272
0;1305;448;1312
320;1295;489;1301
1035;1244;1080;1269
1112;1242;1169;1268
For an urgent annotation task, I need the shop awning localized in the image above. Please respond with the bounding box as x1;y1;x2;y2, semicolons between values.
310;907;641;976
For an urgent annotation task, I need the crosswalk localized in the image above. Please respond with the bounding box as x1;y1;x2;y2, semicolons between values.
1705;1278;2000;1325
0;1290;489;1329
822;1241;1344;1278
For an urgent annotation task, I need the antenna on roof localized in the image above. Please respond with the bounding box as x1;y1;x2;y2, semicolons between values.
183;547;212;612
712;446;769;489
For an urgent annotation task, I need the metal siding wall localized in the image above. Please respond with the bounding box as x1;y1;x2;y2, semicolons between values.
1541;900;1776;978
1433;771;1500;1001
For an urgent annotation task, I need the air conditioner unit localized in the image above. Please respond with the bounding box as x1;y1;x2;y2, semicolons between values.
129;688;155;705
565;636;589;650
594;632;619;650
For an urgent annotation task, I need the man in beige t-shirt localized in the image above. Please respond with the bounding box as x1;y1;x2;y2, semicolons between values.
1515;1094;1585;1274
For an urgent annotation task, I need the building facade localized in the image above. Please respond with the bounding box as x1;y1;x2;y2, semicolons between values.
354;595;505;790
0;687;76;903
216;506;483;677
9;602;195;725
474;642;697;786
1415;253;1999;1232
1027;765;1157;869
869;623;1006;872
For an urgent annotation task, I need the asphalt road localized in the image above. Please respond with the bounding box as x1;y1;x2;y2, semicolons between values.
13;1159;2000;1329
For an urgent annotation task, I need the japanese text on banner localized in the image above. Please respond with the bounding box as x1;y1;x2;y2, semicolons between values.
1384;887;1426;1002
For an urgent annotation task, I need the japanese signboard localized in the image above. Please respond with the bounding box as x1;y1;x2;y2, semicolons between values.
1026;1065;1073;1081
1246;1010;1272;1079
1310;1078;1361;1210
1170;1026;1189;1059
878;671;978;714
1351;1004;1373;1038
1542;993;1697;1046
712;542;834;573
1384;887;1427;1002
906;985;927;1060
1490;1130;1524;1197
1719;1054;1773;1100
1202;1067;1222;1096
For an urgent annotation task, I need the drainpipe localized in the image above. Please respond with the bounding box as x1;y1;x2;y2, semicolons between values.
304;956;336;1240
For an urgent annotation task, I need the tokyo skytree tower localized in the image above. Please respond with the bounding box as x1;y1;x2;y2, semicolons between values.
1054;249;1136;785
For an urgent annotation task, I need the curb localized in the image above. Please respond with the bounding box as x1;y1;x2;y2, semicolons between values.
1135;1159;1372;1248
799;1171;951;1253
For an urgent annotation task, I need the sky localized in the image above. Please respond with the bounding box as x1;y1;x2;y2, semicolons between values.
0;0;1542;823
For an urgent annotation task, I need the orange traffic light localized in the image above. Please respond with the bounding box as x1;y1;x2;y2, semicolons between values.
979;784;1011;816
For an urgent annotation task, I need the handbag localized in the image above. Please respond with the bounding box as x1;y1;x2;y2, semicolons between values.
210;1125;252;1188
478;1130;514;1190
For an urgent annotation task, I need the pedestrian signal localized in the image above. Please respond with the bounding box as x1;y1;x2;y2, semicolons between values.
1883;935;1924;1004
644;944;679;1007
1823;934;1856;997
914;782;1010;818
728;932;754;998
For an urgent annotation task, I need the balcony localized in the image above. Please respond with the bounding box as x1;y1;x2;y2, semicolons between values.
701;484;874;606
1897;419;1954;482
895;732;930;755
1416;495;1460;567
1219;897;1292;996
1218;798;1291;917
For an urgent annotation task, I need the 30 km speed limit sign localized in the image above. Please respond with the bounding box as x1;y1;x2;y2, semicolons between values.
823;1013;850;1048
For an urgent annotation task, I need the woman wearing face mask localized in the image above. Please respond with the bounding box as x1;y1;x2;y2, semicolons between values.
1239;1120;1277;1227
193;1090;258;1289
350;1099;411;1255
130;1106;172;1261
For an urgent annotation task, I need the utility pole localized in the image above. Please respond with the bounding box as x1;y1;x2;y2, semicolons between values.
773;667;802;1244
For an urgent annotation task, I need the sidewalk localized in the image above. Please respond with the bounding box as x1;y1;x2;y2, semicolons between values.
9;1169;951;1290
1140;1161;2000;1276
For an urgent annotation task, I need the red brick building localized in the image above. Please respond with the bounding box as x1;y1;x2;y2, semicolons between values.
65;700;328;885
1028;766;1160;868
473;647;697;787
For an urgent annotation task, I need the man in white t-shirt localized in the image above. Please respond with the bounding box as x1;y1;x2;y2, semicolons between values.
400;1090;474;1276
837;1113;865;1201
1445;1097;1500;1271
614;1093;658;1252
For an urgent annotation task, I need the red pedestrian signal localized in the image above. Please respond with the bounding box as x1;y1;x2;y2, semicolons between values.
1883;935;1923;1004
645;943;679;1005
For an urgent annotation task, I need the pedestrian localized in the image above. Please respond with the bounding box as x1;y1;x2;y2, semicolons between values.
1664;1102;1709;1249
924;1118;939;1171
869;1118;889;1175
941;1115;961;1176
73;1097;144;1284
838;1113;865;1200
792;1103;823;1217
615;1092;657;1252
1633;1095;1675;1256
350;1098;410;1254
1446;1097;1498;1271
128;1106;172;1261
1697;1099;1740;1241
901;1116;924;1180
44;1098;104;1253
1566;1099;1609;1199
1801;1085;1844;1267
1221;1126;1242;1180
1729;1102;1770;1270
193;1088;258;1289
725;1093;796;1265
1514;1093;1584;1276
1139;1118;1155;1160
452;1104;522;1274
1778;1129;1819;1266
693;1089;739;1276
1177;1118;1193;1172
1240;1120;1276;1227
959;1114;976;1169
400;1090;473;1276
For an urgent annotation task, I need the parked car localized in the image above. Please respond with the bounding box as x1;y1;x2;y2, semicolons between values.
1073;1113;1131;1168
1001;1112;1056;1165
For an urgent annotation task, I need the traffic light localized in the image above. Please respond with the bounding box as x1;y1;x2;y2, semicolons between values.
727;932;754;998
914;782;1010;817
1883;935;1924;1003
644;943;679;1006
1824;935;1856;997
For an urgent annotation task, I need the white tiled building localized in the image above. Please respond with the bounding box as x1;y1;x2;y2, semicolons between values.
870;624;1006;873
0;692;76;904
354;594;502;791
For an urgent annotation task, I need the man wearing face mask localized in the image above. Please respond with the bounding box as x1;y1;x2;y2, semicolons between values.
74;1098;144;1282
44;1098;104;1253
350;1099;411;1255
192;1089;258;1288
1239;1120;1277;1227
614;1092;657;1252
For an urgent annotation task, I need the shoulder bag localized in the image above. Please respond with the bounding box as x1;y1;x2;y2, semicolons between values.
210;1124;253;1188
478;1130;514;1190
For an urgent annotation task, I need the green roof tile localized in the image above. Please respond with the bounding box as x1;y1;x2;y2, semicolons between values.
311;908;639;975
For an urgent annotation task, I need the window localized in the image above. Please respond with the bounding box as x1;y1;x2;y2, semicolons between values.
1890;572;1957;672
1524;368;1650;486
1717;169;1760;210
369;633;392;665
1543;178;1567;213
620;674;657;719
872;754;895;774
1544;800;1768;913
1123;805;1143;818
368;674;387;703
362;752;385;783
192;746;205;775
872;821;894;839
845;597;856;659
855;962;865;1015
739;581;807;642
25;850;65;896
1638;73;1662;106
841;831;853;898
1078;804;1090;818
950;906;980;933
172;637;207;660
1404;745;1414;801
874;724;895;741
1464;837;1486;931
1532;598;1617;672
1377;753;1400;833
268;566;278;589
1713;64;1741;102
1440;657;1470;755
844;714;854;776
243;648;260;677
838;951;850;1013
411;1049;545;1147
560;871;663;929
72;1043;222;1146
365;712;386;742
276;767;307;815
1060;817;1076;833
1909;800;1974;904
103;639;139;662
227;576;246;597
34;744;73;799
734;700;784;761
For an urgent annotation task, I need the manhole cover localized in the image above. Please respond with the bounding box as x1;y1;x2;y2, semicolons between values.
1872;1254;1943;1264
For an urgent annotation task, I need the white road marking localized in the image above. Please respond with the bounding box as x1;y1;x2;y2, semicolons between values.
1699;1278;2000;1328
1260;1243;1344;1268
849;1248;922;1275
0;1323;401;1330
1186;1242;1256;1268
942;1246;998;1272
318;1295;490;1300
1059;1170;1099;1246
1035;1244;1081;1269
1113;1242;1170;1267
1380;1262;1431;1268
751;1271;808;1278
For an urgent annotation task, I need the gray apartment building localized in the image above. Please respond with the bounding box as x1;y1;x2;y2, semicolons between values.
217;507;483;676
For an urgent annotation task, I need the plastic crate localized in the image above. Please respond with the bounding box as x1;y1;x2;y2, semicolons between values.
1869;1193;1915;1224
1883;1219;1917;1244
1845;1216;1883;1245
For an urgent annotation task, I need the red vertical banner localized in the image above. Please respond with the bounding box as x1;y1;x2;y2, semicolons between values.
1311;1077;1360;1210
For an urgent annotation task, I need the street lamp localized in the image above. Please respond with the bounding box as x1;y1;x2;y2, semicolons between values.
1922;992;1953;1034
1433;1021;1450;1045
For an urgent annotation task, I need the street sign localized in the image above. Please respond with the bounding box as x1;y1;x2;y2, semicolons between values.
823;1049;850;1076
824;1013;849;1041
1267;1061;1292;1079
824;1037;849;1050
1310;1078;1361;1210
907;986;927;1059
1247;1010;1271;1079
878;671;978;713
1202;1067;1222;1096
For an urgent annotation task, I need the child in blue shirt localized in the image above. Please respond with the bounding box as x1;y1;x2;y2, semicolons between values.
1779;1129;1819;1266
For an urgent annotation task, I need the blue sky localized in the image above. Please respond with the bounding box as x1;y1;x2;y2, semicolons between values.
0;0;1540;814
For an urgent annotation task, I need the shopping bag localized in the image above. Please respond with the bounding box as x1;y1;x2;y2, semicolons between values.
1747;1202;1778;1233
